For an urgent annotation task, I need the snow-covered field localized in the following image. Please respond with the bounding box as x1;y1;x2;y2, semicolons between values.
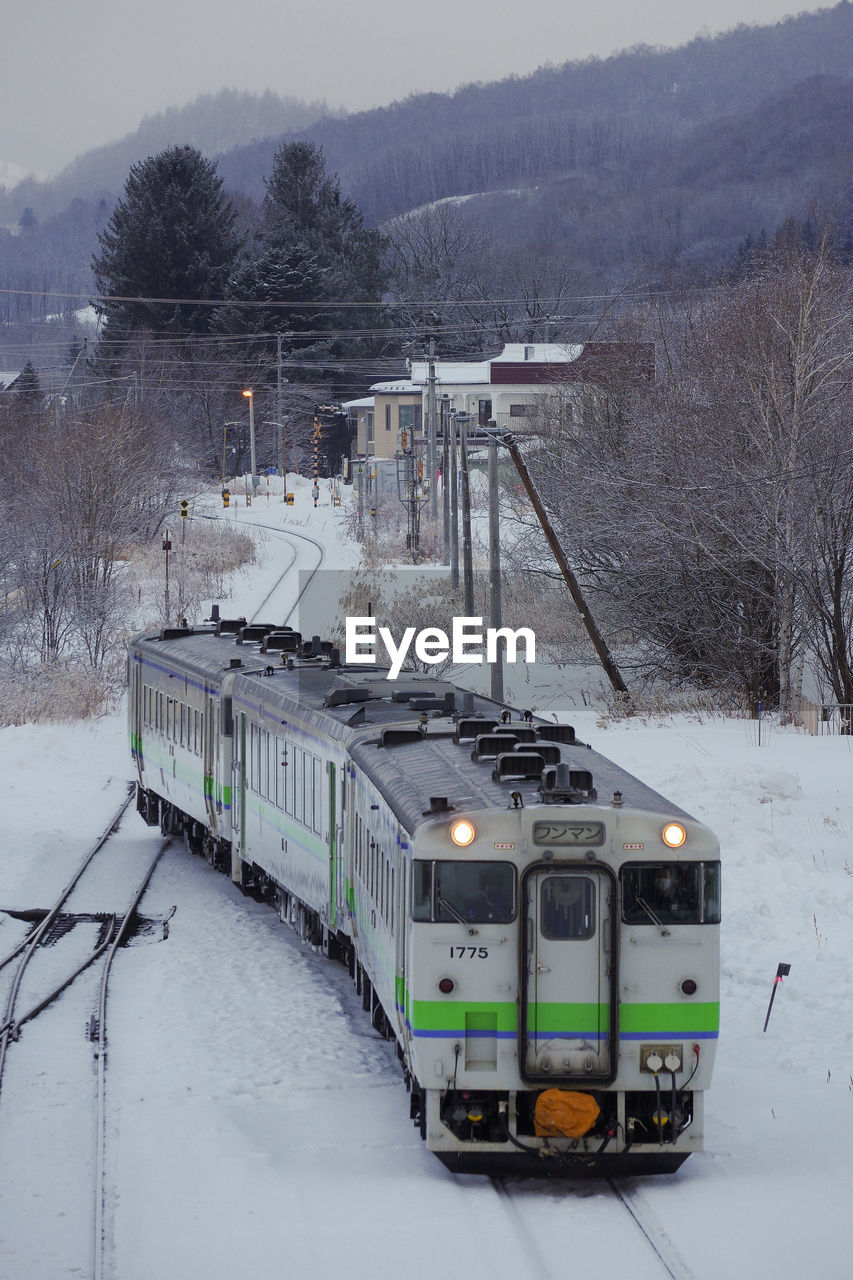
1;476;852;1279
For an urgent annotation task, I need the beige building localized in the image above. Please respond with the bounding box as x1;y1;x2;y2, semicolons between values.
345;341;654;460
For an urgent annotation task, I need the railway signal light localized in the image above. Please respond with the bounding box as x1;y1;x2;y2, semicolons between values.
179;499;189;519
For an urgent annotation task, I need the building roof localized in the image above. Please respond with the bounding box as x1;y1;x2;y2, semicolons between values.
365;341;655;399
491;342;583;362
0;370;22;391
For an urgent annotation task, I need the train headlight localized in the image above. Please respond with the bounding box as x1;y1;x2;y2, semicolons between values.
662;822;687;849
450;818;476;847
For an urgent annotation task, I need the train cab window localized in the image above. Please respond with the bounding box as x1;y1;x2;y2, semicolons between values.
621;862;721;926
412;860;516;924
540;875;595;940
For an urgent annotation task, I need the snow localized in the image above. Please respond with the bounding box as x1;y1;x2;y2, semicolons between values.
2;475;852;1279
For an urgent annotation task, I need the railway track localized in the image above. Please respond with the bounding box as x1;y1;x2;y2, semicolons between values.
0;788;171;1279
489;1174;699;1280
241;520;327;627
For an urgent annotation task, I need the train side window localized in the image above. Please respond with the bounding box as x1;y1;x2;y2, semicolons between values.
540;875;595;940
303;752;313;830
294;750;304;823
621;862;720;925
273;736;282;808
284;744;293;814
313;758;323;835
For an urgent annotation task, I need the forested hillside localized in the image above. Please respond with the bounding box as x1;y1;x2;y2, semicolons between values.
0;4;851;339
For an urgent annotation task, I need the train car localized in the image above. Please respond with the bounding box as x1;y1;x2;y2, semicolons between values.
129;617;720;1175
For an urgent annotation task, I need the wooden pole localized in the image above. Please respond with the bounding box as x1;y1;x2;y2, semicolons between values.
500;431;631;700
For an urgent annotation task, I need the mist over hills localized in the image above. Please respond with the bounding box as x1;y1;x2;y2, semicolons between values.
1;3;851;334
0;89;332;222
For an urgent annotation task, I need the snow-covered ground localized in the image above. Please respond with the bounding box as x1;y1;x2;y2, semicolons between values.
1;476;852;1279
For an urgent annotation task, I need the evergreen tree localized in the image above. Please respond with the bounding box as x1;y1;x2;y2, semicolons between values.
215;142;388;395
15;360;42;405
92;145;240;340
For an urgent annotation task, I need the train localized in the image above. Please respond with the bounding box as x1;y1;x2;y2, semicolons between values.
128;613;720;1175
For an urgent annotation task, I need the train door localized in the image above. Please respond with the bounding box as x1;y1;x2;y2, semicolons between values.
203;691;217;830
130;655;144;781
328;761;338;929
520;866;617;1083
231;712;246;877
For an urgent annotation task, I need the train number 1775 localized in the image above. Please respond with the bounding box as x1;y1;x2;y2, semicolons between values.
449;947;489;958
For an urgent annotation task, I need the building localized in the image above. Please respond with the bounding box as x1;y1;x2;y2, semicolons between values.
345;341;654;460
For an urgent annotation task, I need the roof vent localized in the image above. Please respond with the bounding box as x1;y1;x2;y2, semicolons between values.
424;796;454;815
454;717;497;743
216;616;246;636
262;631;301;653
326;687;370;707
229;658;242;669
238;623;276;645
515;740;561;765
471;732;519;761
537;723;577;744
378;727;425;748
492;751;546;782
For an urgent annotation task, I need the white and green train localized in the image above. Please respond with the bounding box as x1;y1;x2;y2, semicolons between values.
129;616;720;1175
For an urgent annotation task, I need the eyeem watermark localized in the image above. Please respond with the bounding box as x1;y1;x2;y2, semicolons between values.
345;616;536;680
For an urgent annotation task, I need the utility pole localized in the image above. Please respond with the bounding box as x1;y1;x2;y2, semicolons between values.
427;338;437;522
500;430;631;700
487;423;503;703
277;336;287;498
242;389;256;498
450;409;459;590
441;395;450;563
162;529;172;624
459;413;474;615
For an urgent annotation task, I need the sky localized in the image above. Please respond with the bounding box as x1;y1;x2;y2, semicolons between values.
0;0;833;182
1;475;852;1277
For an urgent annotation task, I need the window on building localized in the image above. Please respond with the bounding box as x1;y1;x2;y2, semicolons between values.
509;403;530;417
399;403;423;434
385;404;392;431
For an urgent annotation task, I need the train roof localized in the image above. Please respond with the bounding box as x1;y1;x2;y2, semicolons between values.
131;624;692;833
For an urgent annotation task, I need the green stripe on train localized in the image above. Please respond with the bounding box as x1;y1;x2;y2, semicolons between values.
411;1000;518;1032
408;999;719;1035
620;1002;719;1034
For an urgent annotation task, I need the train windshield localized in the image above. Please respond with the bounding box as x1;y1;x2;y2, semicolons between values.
621;862;721;925
412;860;516;924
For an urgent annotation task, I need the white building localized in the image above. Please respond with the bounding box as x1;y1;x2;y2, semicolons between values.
346;341;653;460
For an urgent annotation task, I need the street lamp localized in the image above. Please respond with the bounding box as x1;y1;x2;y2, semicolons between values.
242;389;257;487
